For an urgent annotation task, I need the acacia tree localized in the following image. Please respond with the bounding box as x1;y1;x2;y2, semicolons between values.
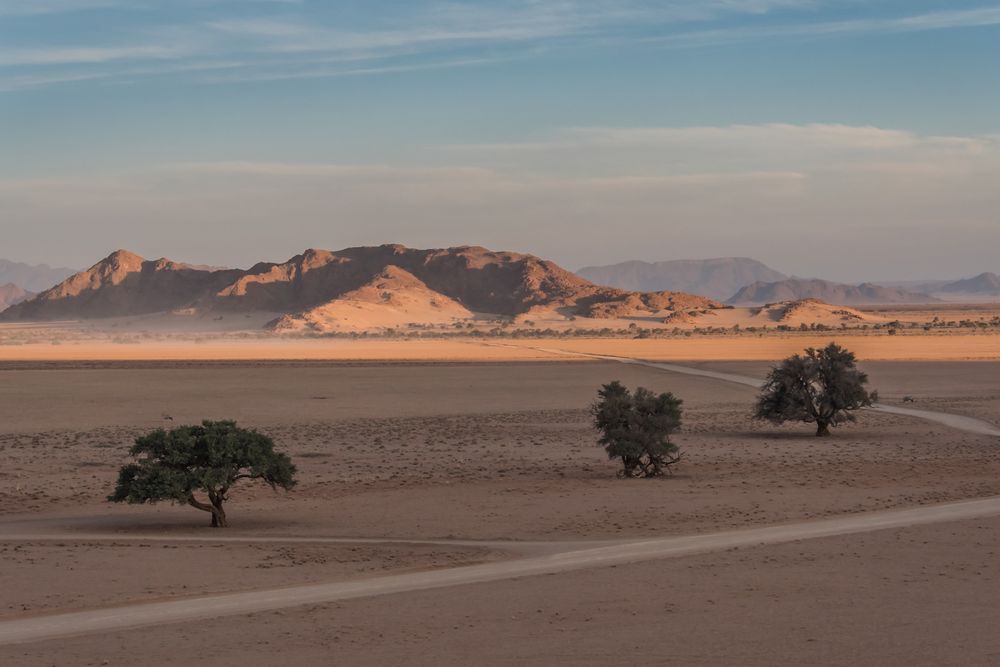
109;420;296;527
592;381;683;477
754;343;877;437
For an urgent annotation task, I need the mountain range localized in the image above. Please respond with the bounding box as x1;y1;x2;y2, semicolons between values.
577;257;787;300
0;259;76;293
6;247;996;325
938;272;1000;296
1;246;723;331
728;278;938;305
576;257;952;304
0;283;34;312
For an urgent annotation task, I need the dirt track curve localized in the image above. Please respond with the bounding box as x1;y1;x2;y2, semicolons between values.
3;497;1000;646
523;347;1000;438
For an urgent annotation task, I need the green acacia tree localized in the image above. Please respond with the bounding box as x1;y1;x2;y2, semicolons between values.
754;342;877;437
591;381;684;477
109;420;296;527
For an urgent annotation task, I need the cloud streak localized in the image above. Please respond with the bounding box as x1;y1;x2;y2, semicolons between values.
7;1;993;90
0;45;184;67
647;4;1000;48
441;124;997;181
0;0;129;16
0;0;304;15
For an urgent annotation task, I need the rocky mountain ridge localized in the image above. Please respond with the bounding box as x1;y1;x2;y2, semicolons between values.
2;245;725;331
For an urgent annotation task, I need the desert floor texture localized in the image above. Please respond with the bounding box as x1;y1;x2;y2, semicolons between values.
2;337;1000;665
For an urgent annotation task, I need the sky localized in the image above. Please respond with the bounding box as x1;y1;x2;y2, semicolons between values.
1;0;999;282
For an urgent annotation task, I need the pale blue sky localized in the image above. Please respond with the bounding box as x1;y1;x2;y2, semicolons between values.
2;1;999;280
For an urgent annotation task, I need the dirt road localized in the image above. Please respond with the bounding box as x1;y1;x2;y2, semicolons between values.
3;497;1000;646
526;347;1000;437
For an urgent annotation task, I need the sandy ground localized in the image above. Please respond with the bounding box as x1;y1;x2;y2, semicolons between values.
0;540;504;620
1;332;1000;361
4;361;1000;537
2;357;1000;664
499;335;1000;362
4;515;1000;666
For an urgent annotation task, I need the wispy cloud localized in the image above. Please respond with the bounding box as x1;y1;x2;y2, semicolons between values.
0;0;304;16
648;4;1000;48
450;124;926;151
0;58;254;92
160;124;1000;182
194;56;506;84
3;1;999;91
438;123;1000;183
165;161;495;180
0;0;129;16
206;17;575;54
0;44;184;67
201;1;830;56
0;0;886;90
891;5;1000;31
0;50;507;91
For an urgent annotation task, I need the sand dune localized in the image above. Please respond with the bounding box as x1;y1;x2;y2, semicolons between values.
747;299;885;326
269;266;473;332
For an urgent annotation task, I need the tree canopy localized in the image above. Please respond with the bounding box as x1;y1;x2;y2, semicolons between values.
592;381;683;477
754;342;877;436
109;420;296;527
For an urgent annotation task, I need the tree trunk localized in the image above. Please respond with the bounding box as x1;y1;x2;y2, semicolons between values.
816;421;831;437
209;493;228;528
621;456;636;478
189;494;228;528
188;495;217;527
647;456;663;477
212;505;227;528
210;506;227;528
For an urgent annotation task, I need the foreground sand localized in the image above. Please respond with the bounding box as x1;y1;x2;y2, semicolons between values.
2;357;999;664
7;515;1000;666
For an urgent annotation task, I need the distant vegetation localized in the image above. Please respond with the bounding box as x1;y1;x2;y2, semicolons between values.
109;420;296;527
754;343;877;436
3;316;998;349
592;381;684;477
270;315;1000;341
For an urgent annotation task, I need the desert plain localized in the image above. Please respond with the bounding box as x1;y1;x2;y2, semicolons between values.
1;328;1000;665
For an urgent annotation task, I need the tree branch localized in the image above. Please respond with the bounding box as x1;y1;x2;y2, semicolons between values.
187;495;213;513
